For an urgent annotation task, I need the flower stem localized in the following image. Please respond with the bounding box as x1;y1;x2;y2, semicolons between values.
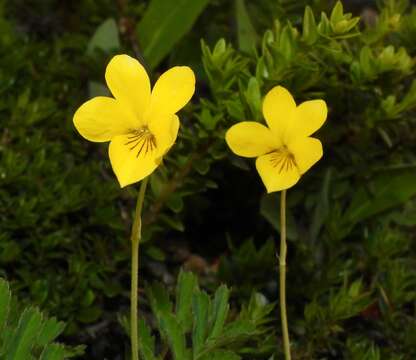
130;176;149;360
279;190;291;360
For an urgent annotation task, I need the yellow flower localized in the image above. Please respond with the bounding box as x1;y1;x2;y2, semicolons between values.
73;54;195;187
226;86;327;193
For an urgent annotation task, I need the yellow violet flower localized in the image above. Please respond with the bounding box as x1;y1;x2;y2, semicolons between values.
226;86;327;193
73;54;195;187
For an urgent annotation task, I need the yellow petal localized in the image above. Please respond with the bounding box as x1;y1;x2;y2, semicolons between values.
148;114;180;158
105;54;150;122
288;137;323;175
255;153;300;193
109;134;159;187
149;66;195;116
73;97;137;142
225;122;279;158
291;100;327;138
262;86;297;143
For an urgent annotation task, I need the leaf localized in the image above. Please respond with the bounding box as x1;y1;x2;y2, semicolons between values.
39;344;66;360
344;170;416;226
76;306;102;324
208;285;230;340
159;313;189;360
260;193;298;240
167;193;184;213
5;307;43;360
235;0;257;55
279;25;294;61
309;169;332;242
176;271;198;332
160;214;185;232
194;159;211;175
244;77;261;119
87;18;120;55
200;320;256;352
146;246;166;262
192;290;210;356
138;319;158;360
0;278;11;333
199;350;241;360
147;282;173;320
302;6;318;45
137;0;209;68
330;1;344;25
37;317;66;347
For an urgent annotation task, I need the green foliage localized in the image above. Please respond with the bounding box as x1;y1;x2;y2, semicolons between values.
137;0;210;69
87;18;120;56
120;271;275;359
0;278;84;359
2;0;416;358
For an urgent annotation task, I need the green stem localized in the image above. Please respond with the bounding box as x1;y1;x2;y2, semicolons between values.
279;190;291;360
131;176;149;360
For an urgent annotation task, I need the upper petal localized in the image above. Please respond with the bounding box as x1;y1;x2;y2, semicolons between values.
148;113;180;158
225;122;280;158
262;86;297;143
109;134;159;187
149;66;195;116
256;153;300;193
291;100;327;138
73;97;136;142
105;54;151;122
288;137;323;175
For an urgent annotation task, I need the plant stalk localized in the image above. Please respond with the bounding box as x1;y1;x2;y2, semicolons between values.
130;176;149;360
279;189;291;360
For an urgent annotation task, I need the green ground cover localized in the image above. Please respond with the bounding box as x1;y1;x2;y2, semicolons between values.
1;0;416;358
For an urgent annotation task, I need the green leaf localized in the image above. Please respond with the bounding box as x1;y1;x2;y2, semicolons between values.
208;285;230;340
192;290;210;356
167;193;184;213
302;6;318;45
160;214;185;232
87;18;120;55
176;271;198;332
159;313;189;360
309;169;332;242
244;77;261;119
5;307;43;360
194;159;211;175
146;246;166;261
199;350;241;360
330;1;344;25
0;278;11;332
39;344;66;360
235;0;257;55
147;282;173;320
360;46;376;78
260;193;298;240
317;13;331;35
279;25;295;61
345;170;416;226
37;317;65;347
138;319;158;360
137;0;210;68
76;306;102;324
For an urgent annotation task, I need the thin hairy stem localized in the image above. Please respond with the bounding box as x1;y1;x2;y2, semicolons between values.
131;176;149;360
279;190;291;360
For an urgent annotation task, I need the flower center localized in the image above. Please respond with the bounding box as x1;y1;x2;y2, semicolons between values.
269;147;297;173
124;126;157;158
